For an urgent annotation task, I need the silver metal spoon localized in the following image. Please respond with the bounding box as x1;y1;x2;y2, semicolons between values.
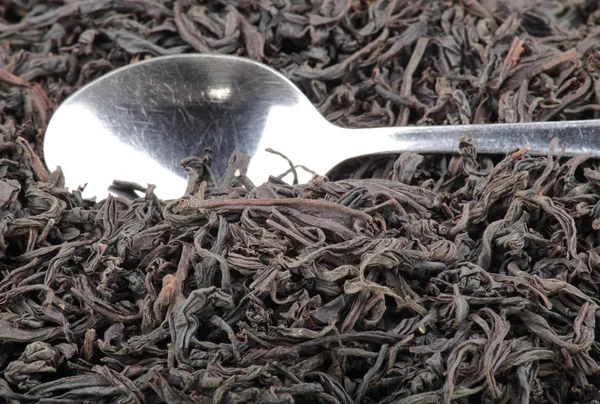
44;54;600;200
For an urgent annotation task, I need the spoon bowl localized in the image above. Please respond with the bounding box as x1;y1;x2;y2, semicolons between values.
44;54;600;200
44;54;330;199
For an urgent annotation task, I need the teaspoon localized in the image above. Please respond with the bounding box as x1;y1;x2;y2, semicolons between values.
44;54;600;200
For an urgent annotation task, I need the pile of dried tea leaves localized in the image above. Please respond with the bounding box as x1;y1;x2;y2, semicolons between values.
2;0;600;403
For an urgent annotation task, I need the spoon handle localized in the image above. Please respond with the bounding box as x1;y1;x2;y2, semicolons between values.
250;118;600;185
336;119;600;162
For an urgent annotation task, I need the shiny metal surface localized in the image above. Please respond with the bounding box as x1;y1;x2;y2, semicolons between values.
44;54;600;200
